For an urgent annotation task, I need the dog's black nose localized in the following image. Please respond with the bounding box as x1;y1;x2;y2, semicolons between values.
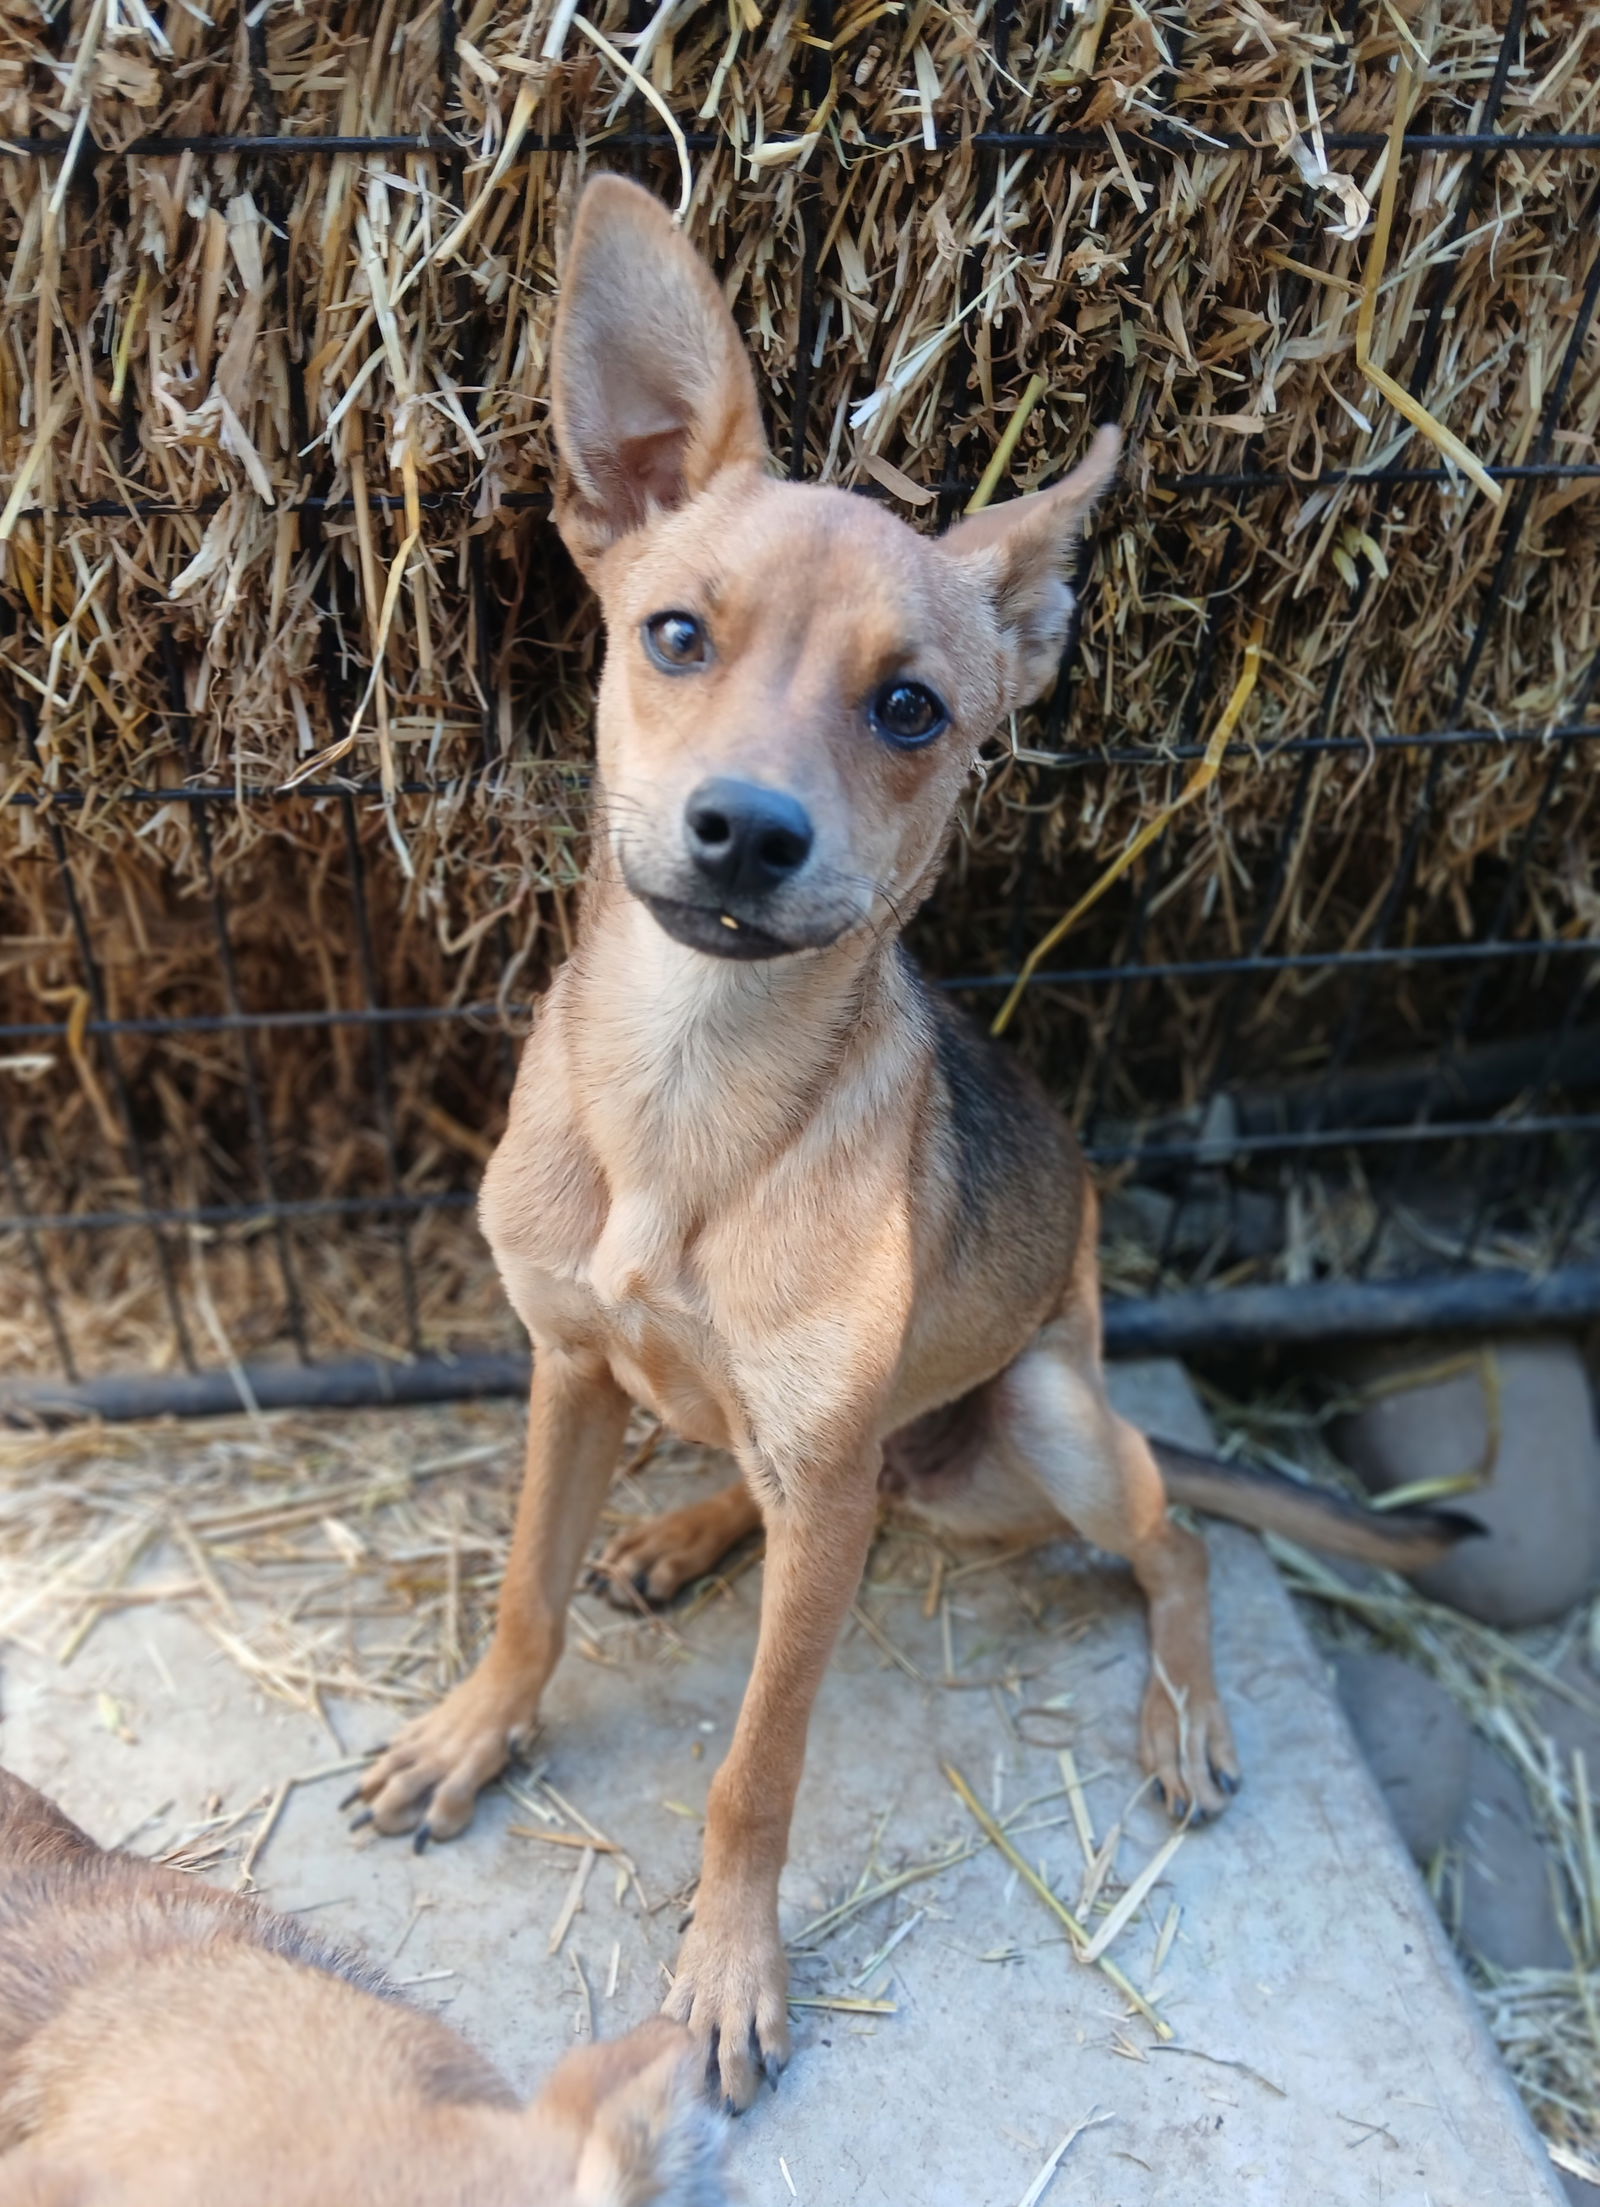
683;778;814;898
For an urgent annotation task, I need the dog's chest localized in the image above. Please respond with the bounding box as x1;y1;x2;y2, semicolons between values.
499;1209;740;1452
484;977;903;1464
606;1316;736;1452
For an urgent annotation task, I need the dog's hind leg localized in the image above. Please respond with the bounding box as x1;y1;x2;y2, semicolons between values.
993;1309;1241;1820
589;1479;763;1607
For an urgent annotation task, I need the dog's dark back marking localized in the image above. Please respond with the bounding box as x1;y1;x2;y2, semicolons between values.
912;965;1077;1277
928;995;1018;1234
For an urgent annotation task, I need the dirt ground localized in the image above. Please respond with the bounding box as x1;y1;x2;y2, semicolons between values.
0;1372;1571;2205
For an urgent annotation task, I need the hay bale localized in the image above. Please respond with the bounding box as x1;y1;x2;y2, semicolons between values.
2;3;1598;1371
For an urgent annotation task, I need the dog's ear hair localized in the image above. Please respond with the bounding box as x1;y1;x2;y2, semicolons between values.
551;175;768;575
525;2017;727;2206
939;424;1121;712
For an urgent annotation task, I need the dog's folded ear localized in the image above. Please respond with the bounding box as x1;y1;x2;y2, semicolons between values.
938;423;1122;713
524;2015;728;2206
552;175;769;574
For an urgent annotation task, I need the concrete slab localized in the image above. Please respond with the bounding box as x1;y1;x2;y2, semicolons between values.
0;1374;1561;2207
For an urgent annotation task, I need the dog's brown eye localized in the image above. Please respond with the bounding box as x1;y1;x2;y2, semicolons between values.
869;679;948;749
643;611;709;672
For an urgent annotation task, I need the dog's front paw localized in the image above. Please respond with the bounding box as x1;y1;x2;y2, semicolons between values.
346;1666;539;1846
662;1903;791;2114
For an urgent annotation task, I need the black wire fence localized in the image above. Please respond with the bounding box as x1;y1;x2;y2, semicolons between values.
3;3;1599;1416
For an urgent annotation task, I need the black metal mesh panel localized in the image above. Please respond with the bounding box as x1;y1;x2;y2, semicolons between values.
2;3;1598;1400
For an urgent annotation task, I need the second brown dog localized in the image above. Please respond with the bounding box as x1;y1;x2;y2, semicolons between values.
0;1764;725;2206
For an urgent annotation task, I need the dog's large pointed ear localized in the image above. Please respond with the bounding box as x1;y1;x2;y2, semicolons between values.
524;2016;728;2206
938;424;1122;711
551;176;769;575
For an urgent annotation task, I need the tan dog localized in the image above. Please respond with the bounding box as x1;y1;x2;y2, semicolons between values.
0;1766;725;2206
354;176;1474;2108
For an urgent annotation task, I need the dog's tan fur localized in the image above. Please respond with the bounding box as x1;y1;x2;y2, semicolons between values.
0;1766;724;2207
356;177;1472;2109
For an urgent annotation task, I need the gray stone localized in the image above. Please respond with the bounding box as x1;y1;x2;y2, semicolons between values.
1196;1091;1241;1165
1527;1642;1600;1802
1456;1737;1573;1973
1332;1337;1600;1627
1333;1649;1471;1863
1101;1179;1283;1261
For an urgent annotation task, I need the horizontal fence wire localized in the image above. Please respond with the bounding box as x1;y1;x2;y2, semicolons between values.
9;458;1598;526
9;1111;1600;1240
8;721;1600;814
7;125;1600;158
3;17;1600;1393
4;933;1600;1049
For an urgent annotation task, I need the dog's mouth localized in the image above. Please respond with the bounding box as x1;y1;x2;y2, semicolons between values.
637;893;803;962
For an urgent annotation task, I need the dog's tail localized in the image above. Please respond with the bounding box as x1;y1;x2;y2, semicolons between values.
1150;1437;1482;1573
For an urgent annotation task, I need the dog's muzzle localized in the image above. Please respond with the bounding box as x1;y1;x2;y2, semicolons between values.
623;777;825;961
636;893;802;961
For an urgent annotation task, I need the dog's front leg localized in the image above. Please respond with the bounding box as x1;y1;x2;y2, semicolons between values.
356;1349;630;1843
666;1451;879;2111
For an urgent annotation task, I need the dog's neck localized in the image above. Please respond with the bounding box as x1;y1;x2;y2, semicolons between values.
572;855;897;1115
559;848;918;1295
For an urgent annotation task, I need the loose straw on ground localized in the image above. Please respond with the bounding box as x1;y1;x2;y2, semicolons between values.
1080;1821;1187;1965
992;616;1267;1037
547;1843;596;1956
944;1761;1173;2040
1016;2111;1114;2207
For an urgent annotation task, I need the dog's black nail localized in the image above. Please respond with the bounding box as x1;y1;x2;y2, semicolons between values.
348;1809;374;1833
722;2095;740;2119
1170;1795;1189;1821
413;1826;431;1854
1217;1769;1241;1796
762;2053;784;2092
338;1786;364;1812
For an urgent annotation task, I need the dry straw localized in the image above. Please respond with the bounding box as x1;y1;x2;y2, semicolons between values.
2;2;1598;1372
